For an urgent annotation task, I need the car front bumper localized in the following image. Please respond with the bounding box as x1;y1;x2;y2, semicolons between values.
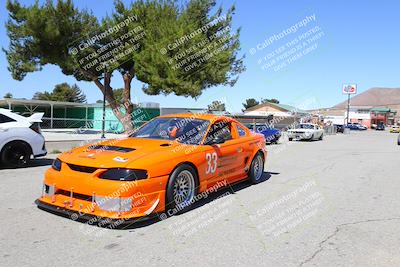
38;169;169;224
287;133;312;140
35;199;159;227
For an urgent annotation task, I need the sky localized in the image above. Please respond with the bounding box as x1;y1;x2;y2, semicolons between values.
0;0;399;113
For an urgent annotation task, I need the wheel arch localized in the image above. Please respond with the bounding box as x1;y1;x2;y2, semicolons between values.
164;161;200;213
252;148;265;161
246;148;265;171
169;161;200;186
0;139;33;156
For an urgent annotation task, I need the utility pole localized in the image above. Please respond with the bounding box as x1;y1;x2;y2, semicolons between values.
346;93;350;125
343;84;356;125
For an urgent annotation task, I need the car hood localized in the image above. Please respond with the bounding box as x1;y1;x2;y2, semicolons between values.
59;138;180;168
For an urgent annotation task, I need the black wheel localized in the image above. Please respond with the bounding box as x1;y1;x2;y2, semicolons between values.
166;164;198;214
319;134;324;140
288;137;293;141
273;135;280;144
249;152;265;184
1;141;31;167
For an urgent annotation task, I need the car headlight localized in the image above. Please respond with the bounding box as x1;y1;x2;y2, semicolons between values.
99;169;147;181
95;196;132;212
52;158;62;171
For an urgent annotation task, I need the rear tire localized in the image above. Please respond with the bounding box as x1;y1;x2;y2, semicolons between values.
166;164;198;215
288;137;293;141
319;134;324;140
249;152;265;184
0;141;31;167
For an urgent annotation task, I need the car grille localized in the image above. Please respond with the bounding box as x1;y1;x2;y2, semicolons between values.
67;164;98;173
57;189;93;202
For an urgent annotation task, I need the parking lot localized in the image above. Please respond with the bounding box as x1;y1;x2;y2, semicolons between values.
1;130;399;267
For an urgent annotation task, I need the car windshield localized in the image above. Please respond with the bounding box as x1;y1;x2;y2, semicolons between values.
298;124;315;129
130;117;210;145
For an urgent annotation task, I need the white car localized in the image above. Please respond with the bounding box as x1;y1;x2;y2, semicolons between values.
0;108;47;167
287;123;324;141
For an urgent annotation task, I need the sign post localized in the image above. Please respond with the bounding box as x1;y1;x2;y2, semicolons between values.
342;84;357;125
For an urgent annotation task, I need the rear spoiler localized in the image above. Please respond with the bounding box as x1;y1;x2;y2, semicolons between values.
28;113;44;123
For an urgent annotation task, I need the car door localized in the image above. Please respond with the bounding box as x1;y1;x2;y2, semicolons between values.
202;120;243;186
231;122;252;178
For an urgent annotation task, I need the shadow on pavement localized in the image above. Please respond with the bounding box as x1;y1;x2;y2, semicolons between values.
36;171;280;230
121;171;280;230
0;158;53;170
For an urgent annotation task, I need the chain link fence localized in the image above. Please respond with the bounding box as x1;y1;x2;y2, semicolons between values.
41;117;148;133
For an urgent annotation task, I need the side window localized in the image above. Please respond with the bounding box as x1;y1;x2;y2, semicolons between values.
0;114;16;124
205;121;233;143
236;124;247;137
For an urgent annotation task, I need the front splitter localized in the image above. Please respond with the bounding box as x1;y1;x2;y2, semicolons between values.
35;199;160;228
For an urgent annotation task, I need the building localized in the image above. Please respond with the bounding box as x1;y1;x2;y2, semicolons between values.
312;87;400;127
243;102;311;129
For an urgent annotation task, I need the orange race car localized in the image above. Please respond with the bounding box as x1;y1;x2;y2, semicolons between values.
36;113;267;226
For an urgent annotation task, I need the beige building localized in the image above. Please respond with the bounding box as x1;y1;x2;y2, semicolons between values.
311;87;400;126
243;102;311;128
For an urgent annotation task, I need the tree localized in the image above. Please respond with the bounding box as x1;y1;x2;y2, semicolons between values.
33;91;53;101
3;92;13;98
261;98;280;104
242;98;259;111
5;0;244;132
111;88;126;105
33;83;87;103
208;100;225;111
52;83;87;103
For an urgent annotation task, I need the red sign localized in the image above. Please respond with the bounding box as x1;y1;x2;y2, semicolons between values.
342;84;357;94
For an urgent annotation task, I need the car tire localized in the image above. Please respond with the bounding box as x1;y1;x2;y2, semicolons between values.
0;141;31;167
288;137;293;141
249;152;265;184
319;134;324;140
165;164;198;215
